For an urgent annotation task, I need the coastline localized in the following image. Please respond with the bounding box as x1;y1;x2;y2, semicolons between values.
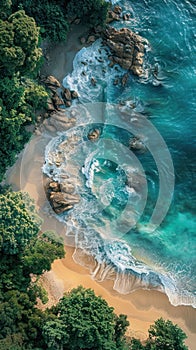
6;24;196;349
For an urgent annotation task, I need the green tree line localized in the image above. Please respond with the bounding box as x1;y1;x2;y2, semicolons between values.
0;188;189;349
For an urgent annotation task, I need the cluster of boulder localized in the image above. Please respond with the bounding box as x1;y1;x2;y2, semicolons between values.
107;5;131;23
41;75;78;112
102;26;147;77
46;179;80;214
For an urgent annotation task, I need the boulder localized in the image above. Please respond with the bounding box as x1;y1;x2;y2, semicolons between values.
71;90;78;99
121;73;129;87
123;13;131;21
87;35;96;44
65;100;72;107
113;5;122;15
61;182;75;194
102;27;147;76
106;10;120;23
49;192;80;213
129;137;147;153
63;88;72;101
44;75;61;88
52;93;64;108
47;98;55;112
88;128;100;141
91;77;97;86
46;179;80;214
80;37;86;44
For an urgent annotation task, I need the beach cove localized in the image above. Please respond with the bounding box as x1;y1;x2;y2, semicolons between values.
6;4;196;346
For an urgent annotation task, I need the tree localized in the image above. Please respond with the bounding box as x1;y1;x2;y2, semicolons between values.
0;189;65;349
114;314;129;348
129;338;145;350
67;0;109;28
0;191;41;255
0;10;41;76
0;0;12;20
43;286;129;350
146;318;188;350
23;231;65;275
12;0;69;42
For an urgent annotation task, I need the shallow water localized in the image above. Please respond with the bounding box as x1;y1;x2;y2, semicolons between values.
43;0;196;307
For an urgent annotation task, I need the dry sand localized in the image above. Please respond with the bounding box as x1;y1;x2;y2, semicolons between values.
6;25;196;348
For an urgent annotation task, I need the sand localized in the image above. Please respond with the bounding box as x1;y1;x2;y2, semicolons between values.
6;25;196;349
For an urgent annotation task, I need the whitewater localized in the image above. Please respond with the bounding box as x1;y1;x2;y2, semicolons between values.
42;0;196;308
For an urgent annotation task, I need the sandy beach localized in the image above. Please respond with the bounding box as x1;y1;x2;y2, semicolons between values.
6;24;196;349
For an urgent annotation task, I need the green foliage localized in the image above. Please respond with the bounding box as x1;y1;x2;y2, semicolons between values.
129;318;188;350
23;231;64;275
0;0;12;20
0;191;41;254
147;317;188;350
67;0;109;28
0;10;41;76
13;0;69;42
0;189;65;349
129;338;145;350
43;285;129;350
0;75;48;181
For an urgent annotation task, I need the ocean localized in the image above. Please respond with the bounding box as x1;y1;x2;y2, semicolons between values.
43;0;196;307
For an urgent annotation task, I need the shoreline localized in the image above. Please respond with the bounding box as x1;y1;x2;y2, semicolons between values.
6;24;196;349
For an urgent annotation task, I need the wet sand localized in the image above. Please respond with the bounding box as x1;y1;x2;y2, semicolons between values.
6;25;196;349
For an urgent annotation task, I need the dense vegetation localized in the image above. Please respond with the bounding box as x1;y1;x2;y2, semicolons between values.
0;0;109;181
0;189;189;349
12;0;109;42
0;3;48;181
0;188;65;349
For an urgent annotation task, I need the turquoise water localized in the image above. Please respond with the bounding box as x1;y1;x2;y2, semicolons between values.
43;0;196;307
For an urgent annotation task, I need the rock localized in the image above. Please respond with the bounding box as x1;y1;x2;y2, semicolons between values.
123;13;131;21
47;98;55;112
80;37;86;44
102;26;147;76
44;75;61;88
94;25;103;34
129;137;147;153
65;100;72;107
91;77;97;86
49;192;80;213
88;128;100;141
46;179;80;214
113;5;122;15
87;35;96;44
48;181;60;192
61;182;75;194
121;73;129;87
106;10;120;23
113;78;119;86
71;90;78;99
63;88;72;101
52;93;64;108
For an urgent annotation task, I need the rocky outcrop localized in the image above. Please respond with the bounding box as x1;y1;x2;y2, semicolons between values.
41;75;78;112
46;180;80;214
102;27;147;76
62;87;79;107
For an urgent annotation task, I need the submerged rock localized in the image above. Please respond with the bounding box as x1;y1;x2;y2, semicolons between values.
88;128;100;141
129;136;147;153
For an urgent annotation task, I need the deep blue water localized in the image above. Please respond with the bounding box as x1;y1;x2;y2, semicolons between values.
43;0;196;307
